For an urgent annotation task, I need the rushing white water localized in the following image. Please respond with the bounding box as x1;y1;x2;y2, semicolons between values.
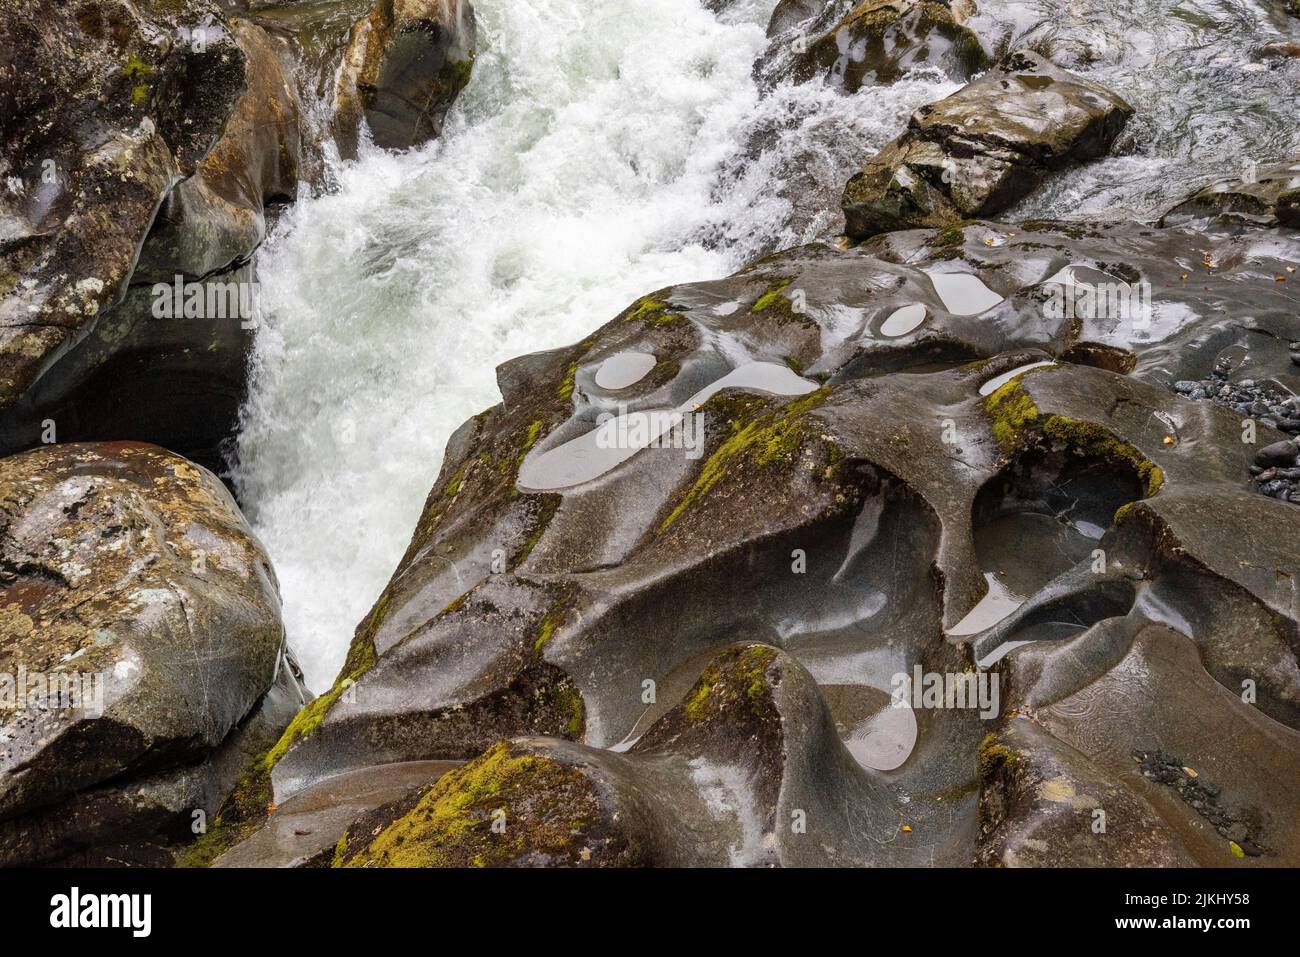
235;0;954;690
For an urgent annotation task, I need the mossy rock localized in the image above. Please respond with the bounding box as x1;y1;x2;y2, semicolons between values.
332;742;635;867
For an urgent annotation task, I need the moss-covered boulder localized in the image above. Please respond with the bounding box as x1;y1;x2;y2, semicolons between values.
841;51;1132;239
331;741;635;867
329;643;900;867
333;0;476;157
0;442;305;864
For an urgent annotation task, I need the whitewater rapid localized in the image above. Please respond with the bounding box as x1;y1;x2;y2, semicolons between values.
236;0;1299;692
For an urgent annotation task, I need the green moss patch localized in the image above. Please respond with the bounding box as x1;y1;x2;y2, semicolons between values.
751;277;793;313
983;380;1165;501
984;380;1041;452
335;742;603;868
1041;415;1164;496
627;296;685;327
977;731;1019;778
658;387;832;533
683;645;779;725
931;221;972;247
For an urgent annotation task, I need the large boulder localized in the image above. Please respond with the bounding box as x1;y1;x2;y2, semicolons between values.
0;442;305;865
333;0;476;157
841;50;1133;239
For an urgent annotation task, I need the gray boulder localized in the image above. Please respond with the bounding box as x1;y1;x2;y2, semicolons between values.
841;50;1133;239
0;442;305;864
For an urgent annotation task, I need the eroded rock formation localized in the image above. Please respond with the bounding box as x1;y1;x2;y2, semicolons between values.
201;191;1300;865
0;0;475;474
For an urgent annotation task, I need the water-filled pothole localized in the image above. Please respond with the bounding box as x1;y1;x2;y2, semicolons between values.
595;351;658;390
950;446;1143;641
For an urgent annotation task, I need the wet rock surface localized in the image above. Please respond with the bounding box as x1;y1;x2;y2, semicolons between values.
203;181;1300;865
333;0;476;157
327;644;904;867
0;0;475;475
0;442;305;865
0;0;246;421
3;0;1299;872
841;51;1133;238
0;13;303;474
782;0;990;92
1161;160;1300;231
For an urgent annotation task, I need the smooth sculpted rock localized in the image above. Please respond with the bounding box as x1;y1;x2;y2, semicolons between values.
976;721;1197;867
329;645;897;867
0;442;306;864
197;210;1300;867
787;0;990;91
334;0;476;157
841;51;1133;239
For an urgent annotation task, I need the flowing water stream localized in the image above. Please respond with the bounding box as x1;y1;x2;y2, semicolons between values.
234;0;1300;691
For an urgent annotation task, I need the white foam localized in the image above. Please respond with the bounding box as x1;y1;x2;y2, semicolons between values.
236;0;773;690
